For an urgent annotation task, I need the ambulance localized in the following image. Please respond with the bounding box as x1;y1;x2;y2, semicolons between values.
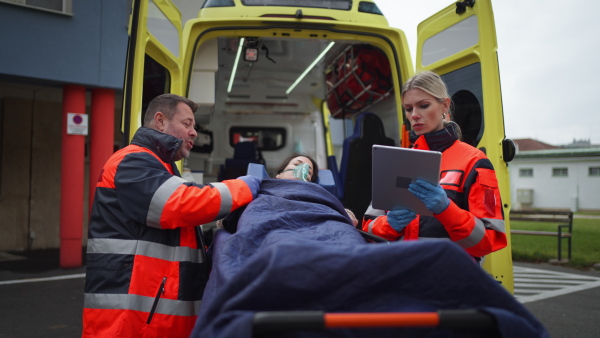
122;0;516;291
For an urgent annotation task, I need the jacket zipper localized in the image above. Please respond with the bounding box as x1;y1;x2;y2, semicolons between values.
146;277;167;324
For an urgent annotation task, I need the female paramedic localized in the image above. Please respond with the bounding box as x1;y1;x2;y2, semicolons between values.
362;71;507;262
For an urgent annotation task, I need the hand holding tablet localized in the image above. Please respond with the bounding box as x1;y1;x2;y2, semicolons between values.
371;145;442;216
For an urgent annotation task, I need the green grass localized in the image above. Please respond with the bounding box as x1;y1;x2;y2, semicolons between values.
510;216;600;269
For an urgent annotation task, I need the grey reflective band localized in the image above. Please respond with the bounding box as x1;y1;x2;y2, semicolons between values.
210;182;233;219
482;217;505;233
147;176;186;228
364;204;386;218
84;293;201;316
418;218;505;250
87;238;204;263
364;204;386;234
455;217;487;249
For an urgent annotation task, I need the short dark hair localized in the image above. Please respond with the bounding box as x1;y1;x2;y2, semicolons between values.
143;94;198;126
275;153;320;183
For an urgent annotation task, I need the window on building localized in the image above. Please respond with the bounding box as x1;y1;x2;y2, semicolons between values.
0;0;73;15
552;167;568;177
519;168;533;177
589;167;600;176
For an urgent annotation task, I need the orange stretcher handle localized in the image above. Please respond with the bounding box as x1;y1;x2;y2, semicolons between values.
325;312;439;328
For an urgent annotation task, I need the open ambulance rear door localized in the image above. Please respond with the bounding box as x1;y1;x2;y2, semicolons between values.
122;0;185;145
416;0;515;292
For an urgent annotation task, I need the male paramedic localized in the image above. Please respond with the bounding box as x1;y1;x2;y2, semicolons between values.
82;93;261;337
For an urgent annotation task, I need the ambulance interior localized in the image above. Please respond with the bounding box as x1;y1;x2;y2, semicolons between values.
184;35;400;188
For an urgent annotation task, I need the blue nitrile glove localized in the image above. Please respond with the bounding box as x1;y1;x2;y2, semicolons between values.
238;175;262;199
387;209;416;233
408;179;450;214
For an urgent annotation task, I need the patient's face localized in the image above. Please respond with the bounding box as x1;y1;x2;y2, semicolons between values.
276;156;314;181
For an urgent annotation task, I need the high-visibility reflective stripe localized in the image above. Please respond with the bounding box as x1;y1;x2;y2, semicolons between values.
455;218;487;249
87;238;204;263
483;218;505;233
364;204;386;218
440;170;463;187
147;176;187;228
418;219;504;249
84;293;201;316
210;182;233;219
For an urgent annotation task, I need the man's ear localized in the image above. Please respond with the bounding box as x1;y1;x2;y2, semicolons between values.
154;112;166;131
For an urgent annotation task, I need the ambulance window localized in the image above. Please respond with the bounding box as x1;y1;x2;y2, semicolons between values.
358;2;383;15
202;0;235;8
441;63;483;147
422;15;478;67
147;1;179;58
451;90;481;147
241;0;351;10
141;54;170;125
229;127;286;151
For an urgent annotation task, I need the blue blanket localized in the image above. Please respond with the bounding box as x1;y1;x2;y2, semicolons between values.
192;179;548;337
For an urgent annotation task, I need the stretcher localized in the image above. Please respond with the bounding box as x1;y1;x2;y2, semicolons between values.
253;310;498;336
191;175;549;338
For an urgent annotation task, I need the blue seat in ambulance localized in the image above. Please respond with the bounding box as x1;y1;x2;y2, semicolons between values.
339;112;394;223
218;141;264;181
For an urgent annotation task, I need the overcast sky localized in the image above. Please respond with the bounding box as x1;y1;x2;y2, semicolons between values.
375;0;600;146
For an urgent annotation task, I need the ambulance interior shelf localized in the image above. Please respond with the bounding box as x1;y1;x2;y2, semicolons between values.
326;44;394;119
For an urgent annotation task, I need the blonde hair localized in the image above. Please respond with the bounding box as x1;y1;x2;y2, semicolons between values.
402;71;462;140
401;70;449;103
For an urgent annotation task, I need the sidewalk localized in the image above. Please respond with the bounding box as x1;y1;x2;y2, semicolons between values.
0;249;86;337
0;248;86;280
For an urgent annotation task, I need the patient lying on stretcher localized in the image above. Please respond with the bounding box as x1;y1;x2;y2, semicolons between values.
192;156;548;338
217;153;357;233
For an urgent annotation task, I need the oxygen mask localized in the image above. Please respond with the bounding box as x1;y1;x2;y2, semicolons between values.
283;162;311;182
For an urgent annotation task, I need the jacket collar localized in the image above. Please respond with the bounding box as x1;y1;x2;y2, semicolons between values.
130;127;183;165
410;123;459;152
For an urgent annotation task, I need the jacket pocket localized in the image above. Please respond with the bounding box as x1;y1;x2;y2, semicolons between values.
146;276;167;324
472;168;501;217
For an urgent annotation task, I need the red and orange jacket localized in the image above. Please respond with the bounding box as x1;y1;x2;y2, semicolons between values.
362;127;507;259
82;127;256;338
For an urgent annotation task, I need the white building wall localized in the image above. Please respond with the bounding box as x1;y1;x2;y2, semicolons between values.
509;156;600;211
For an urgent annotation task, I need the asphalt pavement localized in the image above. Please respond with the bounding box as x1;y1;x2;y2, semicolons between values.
1;249;599;337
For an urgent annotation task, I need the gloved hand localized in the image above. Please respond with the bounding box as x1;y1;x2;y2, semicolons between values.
387;209;416;233
238;175;262;199
408;179;449;214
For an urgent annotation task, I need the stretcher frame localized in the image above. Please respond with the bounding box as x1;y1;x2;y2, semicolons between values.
253;309;498;335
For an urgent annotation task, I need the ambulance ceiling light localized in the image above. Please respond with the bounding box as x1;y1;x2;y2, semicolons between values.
286;41;335;95
227;37;245;93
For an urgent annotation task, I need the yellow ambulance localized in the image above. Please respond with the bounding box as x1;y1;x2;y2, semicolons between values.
123;0;516;292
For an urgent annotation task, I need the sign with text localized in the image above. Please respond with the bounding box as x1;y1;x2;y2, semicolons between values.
67;113;88;135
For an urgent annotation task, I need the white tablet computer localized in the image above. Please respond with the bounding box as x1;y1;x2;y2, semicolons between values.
371;144;442;216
